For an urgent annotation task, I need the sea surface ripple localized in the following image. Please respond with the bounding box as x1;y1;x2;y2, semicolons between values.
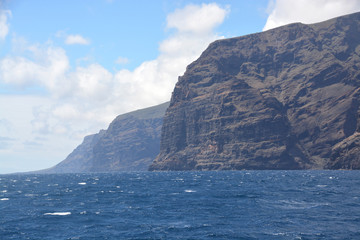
1;171;359;239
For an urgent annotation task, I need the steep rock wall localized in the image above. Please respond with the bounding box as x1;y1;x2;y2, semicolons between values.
150;12;360;170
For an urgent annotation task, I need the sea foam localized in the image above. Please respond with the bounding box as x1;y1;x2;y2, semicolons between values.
44;212;71;216
184;190;196;193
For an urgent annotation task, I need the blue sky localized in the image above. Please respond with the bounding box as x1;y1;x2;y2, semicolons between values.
2;0;268;73
1;0;360;173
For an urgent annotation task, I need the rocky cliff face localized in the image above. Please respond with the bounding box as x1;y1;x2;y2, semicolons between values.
149;12;360;170
90;102;169;172
40;102;169;173
40;130;106;173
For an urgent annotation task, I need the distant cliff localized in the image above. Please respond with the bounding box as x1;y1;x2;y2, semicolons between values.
40;102;169;173
149;12;360;170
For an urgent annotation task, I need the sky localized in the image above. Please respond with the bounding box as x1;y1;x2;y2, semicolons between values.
1;0;360;174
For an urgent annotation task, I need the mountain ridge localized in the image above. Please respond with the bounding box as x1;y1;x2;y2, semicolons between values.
36;102;169;173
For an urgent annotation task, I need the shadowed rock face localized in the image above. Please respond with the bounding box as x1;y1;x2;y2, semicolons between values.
90;102;169;172
39;102;169;173
149;12;360;171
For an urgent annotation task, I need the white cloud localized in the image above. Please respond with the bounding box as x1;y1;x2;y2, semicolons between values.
0;9;11;40
71;64;113;101
0;136;15;150
52;104;79;120
166;3;229;35
0;3;229;173
0;44;70;96
0;118;12;134
65;34;90;45
115;56;129;65
0;95;80;173
110;3;229;112
264;0;360;31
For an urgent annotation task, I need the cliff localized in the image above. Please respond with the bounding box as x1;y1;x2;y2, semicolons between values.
40;102;169;173
149;12;360;170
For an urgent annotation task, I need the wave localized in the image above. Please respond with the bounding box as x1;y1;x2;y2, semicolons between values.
184;190;196;193
44;212;71;216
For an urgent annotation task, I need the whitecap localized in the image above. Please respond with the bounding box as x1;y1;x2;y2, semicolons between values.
78;182;86;185
1;190;7;193
277;200;327;210
184;190;196;193
272;232;286;236
25;193;38;197
0;198;9;201
172;178;184;181
44;212;71;216
80;211;87;215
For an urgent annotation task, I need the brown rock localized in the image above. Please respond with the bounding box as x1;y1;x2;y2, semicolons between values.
38;102;169;173
149;12;360;170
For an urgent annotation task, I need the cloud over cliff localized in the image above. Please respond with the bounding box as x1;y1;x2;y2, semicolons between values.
264;0;360;31
0;3;229;172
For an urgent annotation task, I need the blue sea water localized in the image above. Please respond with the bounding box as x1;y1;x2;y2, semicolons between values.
0;171;359;239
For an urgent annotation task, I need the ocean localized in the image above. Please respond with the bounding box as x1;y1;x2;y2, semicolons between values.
1;171;359;239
